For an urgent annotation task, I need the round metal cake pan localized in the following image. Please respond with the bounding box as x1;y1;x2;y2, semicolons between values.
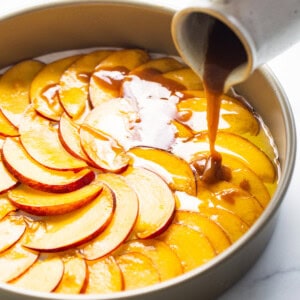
0;1;296;299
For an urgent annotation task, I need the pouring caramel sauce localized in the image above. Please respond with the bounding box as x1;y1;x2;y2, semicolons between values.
200;19;247;183
90;31;248;185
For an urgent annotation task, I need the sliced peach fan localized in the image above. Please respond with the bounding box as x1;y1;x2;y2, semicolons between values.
0;48;279;294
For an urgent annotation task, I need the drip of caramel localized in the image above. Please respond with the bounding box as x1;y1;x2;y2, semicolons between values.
201;19;247;183
93;66;129;92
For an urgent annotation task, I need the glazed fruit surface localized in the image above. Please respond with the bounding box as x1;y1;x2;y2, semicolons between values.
0;48;279;294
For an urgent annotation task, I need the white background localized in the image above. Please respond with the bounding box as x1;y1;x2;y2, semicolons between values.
1;1;300;299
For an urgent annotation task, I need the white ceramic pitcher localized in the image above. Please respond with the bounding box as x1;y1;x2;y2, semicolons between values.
172;0;300;91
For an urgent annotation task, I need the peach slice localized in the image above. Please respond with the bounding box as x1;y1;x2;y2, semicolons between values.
85;256;123;294
55;255;87;294
80;173;138;260
219;95;260;134
0;109;19;137
172;119;194;139
59;50;112;118
89;49;149;107
209;132;276;183
173;211;231;254
196;179;263;227
0;195;17;220
58;113;92;163
221;153;271;207
0;60;44;127
157;223;216;272
97;49;149;73
205;181;263;226
80;127;130;172
115;252;160;290
115;239;183;281
191;152;271;208
199;207;249;243
30;55;81;121
82;97;138;149
174;190;207;212
8;181;103;216
127;57;186;91
0;217;26;253
123;167;175;239
2;137;95;193
19;109;87;171
0;241;38;282
243;126;279;163
172;131;276;183
163;68;203;90
181;89;206;98
18;105;49;134
131;57;184;74
11;254;64;292
128;146;197;195
176;95;259;135
23;186;114;252
0;136;4;149
0;158;18;194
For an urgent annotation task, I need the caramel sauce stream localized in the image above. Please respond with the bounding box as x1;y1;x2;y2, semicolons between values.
202;20;247;183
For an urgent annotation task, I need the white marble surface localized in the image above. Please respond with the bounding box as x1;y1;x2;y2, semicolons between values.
1;1;300;299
